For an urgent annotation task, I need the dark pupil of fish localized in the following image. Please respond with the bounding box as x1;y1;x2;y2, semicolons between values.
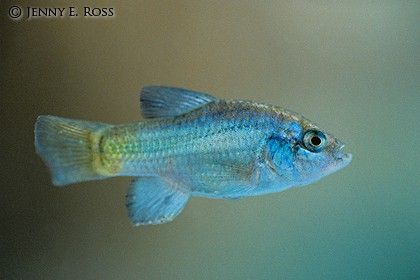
310;136;322;146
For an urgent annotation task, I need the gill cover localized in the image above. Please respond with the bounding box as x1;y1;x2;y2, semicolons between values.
267;135;294;171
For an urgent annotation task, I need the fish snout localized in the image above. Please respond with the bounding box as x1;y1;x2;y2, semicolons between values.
336;144;352;167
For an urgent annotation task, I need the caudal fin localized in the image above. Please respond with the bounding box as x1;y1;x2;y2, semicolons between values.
35;115;110;186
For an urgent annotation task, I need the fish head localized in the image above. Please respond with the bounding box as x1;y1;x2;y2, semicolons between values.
267;115;352;187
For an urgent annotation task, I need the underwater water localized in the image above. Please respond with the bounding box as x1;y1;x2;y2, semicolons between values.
1;1;418;279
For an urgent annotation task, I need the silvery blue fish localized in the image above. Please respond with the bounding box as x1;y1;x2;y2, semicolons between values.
35;86;352;225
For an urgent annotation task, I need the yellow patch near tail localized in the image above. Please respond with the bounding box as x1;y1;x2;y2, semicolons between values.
90;132;122;176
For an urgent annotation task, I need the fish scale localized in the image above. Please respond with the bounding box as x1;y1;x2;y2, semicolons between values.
100;101;269;178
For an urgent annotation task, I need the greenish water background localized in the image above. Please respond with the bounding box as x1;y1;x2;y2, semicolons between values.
1;1;418;279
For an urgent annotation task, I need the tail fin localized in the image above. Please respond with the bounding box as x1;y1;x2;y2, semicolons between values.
35;115;110;186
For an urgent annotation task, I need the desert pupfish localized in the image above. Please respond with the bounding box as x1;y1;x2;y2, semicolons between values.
35;86;352;225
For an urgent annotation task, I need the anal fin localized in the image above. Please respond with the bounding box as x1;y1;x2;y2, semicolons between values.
125;177;190;226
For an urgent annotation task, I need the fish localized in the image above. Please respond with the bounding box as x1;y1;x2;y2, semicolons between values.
34;86;352;226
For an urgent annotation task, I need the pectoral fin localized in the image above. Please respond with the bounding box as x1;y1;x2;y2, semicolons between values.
125;177;190;226
181;161;257;199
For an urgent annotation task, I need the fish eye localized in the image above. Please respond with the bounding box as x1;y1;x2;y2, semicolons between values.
303;130;327;152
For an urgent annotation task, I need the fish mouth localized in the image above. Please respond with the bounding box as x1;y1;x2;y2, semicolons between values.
336;144;352;167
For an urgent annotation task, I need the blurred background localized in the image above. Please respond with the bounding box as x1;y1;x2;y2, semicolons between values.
1;1;418;279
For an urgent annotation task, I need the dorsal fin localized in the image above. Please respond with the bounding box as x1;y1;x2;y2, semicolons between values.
140;86;216;119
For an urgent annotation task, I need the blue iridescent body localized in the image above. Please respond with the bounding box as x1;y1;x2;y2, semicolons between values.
35;86;352;225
